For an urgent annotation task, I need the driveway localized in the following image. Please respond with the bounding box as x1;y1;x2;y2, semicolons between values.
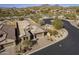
31;20;79;55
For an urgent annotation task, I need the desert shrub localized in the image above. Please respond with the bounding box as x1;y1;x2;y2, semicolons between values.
64;14;76;20
19;17;24;21
47;29;58;36
52;19;63;29
52;30;58;36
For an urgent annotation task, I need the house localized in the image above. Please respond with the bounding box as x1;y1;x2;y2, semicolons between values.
17;20;30;38
17;20;46;41
16;19;48;52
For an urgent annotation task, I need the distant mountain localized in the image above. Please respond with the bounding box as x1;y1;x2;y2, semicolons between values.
41;4;51;6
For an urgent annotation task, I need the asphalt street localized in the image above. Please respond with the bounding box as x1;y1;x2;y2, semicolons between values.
31;20;79;55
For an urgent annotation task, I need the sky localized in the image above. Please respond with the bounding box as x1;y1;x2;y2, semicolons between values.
0;4;79;8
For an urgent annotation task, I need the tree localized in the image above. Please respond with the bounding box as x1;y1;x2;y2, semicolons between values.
52;19;63;29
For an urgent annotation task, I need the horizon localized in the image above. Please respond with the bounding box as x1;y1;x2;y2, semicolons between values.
0;4;79;8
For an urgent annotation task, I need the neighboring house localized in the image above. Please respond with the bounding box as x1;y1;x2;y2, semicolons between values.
11;16;19;20
5;17;11;20
42;17;53;25
31;10;37;14
0;21;16;50
63;9;76;14
58;15;65;19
